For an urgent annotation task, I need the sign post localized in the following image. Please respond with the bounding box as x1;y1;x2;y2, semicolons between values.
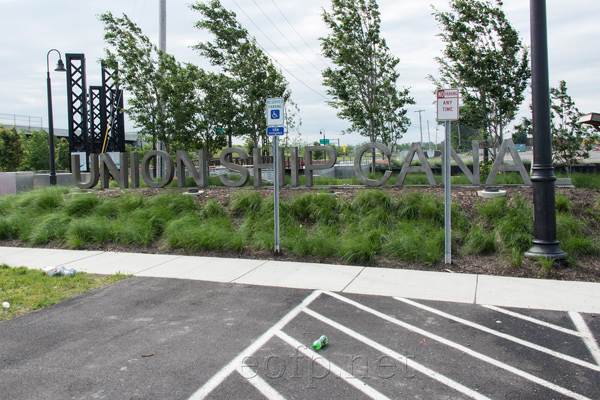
437;89;459;264
266;98;284;254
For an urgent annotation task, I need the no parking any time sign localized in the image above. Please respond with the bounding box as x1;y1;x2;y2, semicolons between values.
437;89;459;121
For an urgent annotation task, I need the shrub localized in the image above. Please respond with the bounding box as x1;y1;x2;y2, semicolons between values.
555;193;571;213
463;225;496;254
65;194;100;217
230;190;263;216
383;222;444;265
290;192;339;225
29;214;72;244
65;217;111;248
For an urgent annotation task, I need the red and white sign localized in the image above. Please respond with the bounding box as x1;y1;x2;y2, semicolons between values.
437;89;459;121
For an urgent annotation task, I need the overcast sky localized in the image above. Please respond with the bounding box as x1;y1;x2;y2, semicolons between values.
1;0;598;146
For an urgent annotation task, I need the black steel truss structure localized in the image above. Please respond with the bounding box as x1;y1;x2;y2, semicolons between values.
88;86;103;154
100;62;125;153
65;54;89;155
65;56;126;161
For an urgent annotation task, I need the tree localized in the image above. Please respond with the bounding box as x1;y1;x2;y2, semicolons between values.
320;0;414;172
550;81;598;173
380;119;408;169
0;125;24;172
190;68;232;158
100;12;219;155
431;0;530;162
509;81;598;173
20;130;48;171
192;0;295;152
511;117;530;145
56;138;70;171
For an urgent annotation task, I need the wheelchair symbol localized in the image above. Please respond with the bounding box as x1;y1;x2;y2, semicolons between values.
271;110;280;120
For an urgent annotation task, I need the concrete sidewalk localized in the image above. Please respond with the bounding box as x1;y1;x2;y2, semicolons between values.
1;245;599;313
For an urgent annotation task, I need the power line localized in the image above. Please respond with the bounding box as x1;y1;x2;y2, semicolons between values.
138;0;147;23
270;0;330;69
231;0;322;83
252;38;330;101
250;0;323;74
229;0;329;100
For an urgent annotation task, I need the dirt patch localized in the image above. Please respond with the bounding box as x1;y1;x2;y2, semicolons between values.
3;185;600;282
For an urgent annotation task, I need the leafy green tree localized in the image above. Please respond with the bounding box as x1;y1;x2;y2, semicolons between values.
100;12;220;154
190;68;233;158
431;0;530;162
19;130;48;171
56;138;70;171
192;0;295;151
0;125;24;172
550;81;598;173
511;117;530;145
380;120;407;169
509;81;598;173
320;0;414;172
18;130;69;171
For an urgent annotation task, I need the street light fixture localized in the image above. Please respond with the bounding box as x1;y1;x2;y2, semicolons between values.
578;113;600;132
46;49;66;186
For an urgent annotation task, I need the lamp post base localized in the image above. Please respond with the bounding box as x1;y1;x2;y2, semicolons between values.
524;240;568;261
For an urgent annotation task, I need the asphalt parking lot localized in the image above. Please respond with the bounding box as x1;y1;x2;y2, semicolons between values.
0;277;599;400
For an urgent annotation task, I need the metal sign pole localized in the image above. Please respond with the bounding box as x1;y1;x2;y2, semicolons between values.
273;135;280;254
444;121;452;264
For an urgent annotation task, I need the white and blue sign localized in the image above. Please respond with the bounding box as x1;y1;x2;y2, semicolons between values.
266;97;284;126
267;126;284;136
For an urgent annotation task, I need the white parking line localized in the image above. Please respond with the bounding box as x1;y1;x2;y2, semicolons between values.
275;331;392;400
236;364;287;400
569;312;600;366
187;290;323;400
302;308;492;400
481;305;580;336
325;291;593;400
396;297;600;372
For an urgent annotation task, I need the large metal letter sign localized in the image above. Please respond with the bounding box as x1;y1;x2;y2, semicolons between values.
437;89;459;265
266;98;284;254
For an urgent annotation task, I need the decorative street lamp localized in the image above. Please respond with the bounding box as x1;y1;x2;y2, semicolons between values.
46;49;67;185
579;113;600;132
524;1;567;262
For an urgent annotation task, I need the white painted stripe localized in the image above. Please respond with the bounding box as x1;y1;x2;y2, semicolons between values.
275;331;392;400
324;291;593;400
187;290;323;400
482;304;580;336
569;312;600;366
237;364;287;400
301;308;492;400
396;297;600;372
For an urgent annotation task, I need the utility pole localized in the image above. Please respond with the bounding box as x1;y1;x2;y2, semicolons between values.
159;0;166;53
157;0;166;178
415;110;425;147
427;120;431;151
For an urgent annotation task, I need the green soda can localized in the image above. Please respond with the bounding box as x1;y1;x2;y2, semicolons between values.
312;335;328;350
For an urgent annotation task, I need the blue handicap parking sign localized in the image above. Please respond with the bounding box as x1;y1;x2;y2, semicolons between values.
267;127;284;136
271;110;280;120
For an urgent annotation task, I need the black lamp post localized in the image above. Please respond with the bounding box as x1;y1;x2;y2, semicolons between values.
524;0;567;261
46;49;66;185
